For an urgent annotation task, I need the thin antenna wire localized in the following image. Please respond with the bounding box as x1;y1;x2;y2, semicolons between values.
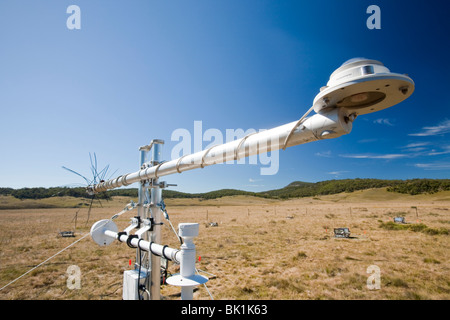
0;232;91;292
89;153;96;183
195;268;216;278
85;196;95;227
166;219;181;244
63;153;115;186
105;167;119;181
3;153;122;293
63;153;116;228
94;153;98;181
61;166;91;185
195;268;214;300
155;198;182;245
0;203;136;293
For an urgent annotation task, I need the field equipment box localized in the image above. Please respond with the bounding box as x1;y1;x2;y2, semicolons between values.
334;228;350;238
123;269;148;300
394;217;406;224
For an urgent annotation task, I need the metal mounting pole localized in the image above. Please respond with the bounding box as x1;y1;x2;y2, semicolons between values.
137;144;151;299
150;139;164;300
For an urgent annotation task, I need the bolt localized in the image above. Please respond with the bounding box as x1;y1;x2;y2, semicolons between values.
400;86;409;95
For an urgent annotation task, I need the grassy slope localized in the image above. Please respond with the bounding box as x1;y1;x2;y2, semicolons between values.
0;188;449;300
2;188;450;210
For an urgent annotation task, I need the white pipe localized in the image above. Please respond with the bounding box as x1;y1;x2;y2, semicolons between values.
91;107;353;193
104;230;180;263
179;226;196;300
165;223;208;300
104;223;207;300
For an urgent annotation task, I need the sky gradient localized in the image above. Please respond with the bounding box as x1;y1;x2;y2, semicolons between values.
0;0;449;193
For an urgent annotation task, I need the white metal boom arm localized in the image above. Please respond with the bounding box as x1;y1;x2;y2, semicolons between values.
88;58;414;194
89;107;352;193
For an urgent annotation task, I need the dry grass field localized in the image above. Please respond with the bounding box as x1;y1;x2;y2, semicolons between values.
0;188;449;300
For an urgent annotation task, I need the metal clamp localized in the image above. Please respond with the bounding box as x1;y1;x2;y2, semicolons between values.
111;201;136;220
154;161;166;178
126;235;139;248
282;105;314;150
176;154;188;173
201;145;219;168
135;218;153;238
234;131;258;160
123;216;141;234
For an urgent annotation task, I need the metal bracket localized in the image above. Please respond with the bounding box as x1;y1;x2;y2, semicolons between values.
147;180;177;189
123;216;141;234
86;186;95;196
139;139;163;153
135;218;153;238
147;217;163;231
111;201;136;221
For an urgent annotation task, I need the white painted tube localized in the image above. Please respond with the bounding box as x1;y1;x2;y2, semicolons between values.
104;230;180;263
179;226;197;300
91;107;353;193
165;223;208;300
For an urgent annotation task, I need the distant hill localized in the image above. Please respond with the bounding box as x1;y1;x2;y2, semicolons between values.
260;179;403;199
261;178;450;198
285;181;315;188
2;179;449;201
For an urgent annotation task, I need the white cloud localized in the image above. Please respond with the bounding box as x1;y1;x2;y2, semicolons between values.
400;142;430;153
340;143;450;160
409;119;450;136
327;171;349;177
405;147;427;152
315;150;332;157
398;142;450;156
340;153;408;159
402;142;430;148
357;138;378;143
373;118;394;126
427;145;450;156
414;162;450;170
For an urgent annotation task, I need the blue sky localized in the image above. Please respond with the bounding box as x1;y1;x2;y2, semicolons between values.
0;0;449;193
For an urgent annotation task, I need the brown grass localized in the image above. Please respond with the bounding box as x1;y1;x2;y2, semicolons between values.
0;190;449;300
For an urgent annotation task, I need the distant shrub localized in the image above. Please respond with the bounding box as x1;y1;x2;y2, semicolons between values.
379;221;449;235
387;179;450;195
423;258;441;264
292;251;307;261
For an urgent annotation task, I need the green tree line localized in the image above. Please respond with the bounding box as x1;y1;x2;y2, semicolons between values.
1;179;449;200
386;179;450;195
0;187;110;200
